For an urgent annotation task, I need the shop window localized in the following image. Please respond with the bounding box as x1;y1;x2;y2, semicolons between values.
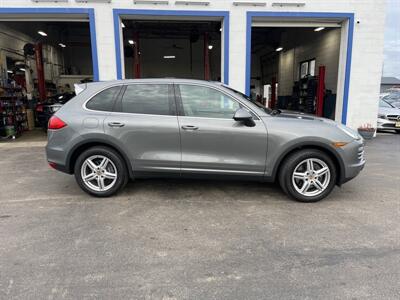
299;59;316;79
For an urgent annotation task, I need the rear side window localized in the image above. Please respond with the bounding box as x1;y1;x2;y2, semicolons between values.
86;86;121;111
121;84;171;115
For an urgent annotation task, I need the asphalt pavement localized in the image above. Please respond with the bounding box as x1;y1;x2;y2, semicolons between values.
0;132;399;299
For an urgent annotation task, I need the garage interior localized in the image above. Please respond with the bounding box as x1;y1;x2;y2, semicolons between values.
121;19;222;81
250;25;341;119
0;19;94;139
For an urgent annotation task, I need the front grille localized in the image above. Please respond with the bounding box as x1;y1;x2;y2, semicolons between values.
387;115;400;121
357;146;365;161
382;123;396;128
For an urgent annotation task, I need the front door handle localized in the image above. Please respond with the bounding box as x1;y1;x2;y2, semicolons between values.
108;122;125;128
181;125;199;131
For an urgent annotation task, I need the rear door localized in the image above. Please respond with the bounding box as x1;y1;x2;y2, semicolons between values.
175;83;268;176
104;83;181;174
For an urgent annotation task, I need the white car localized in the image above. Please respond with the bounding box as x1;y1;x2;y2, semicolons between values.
377;99;400;133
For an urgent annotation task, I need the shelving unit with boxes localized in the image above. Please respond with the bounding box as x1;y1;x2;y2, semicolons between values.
0;85;27;139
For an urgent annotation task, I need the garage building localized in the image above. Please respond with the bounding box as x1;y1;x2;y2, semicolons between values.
0;1;386;140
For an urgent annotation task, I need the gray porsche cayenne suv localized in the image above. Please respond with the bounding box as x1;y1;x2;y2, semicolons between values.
46;79;365;202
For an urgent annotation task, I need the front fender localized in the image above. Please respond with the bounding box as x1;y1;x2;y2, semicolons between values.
266;137;346;184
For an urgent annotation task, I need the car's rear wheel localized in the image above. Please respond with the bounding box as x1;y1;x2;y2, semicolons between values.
278;149;337;202
74;146;127;197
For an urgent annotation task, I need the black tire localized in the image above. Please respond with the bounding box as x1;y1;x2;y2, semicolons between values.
74;146;128;197
278;149;337;203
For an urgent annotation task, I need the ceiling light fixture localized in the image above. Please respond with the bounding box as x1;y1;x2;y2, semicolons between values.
163;55;176;59
314;27;325;32
208;45;213;50
121;22;125;28
19;68;26;72
128;40;135;45
275;47;283;52
38;31;47;36
58;43;66;48
7;70;13;74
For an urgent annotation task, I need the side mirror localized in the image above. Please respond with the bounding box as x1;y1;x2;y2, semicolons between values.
233;108;256;127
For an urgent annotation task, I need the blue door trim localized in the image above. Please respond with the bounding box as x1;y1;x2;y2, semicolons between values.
0;7;99;81
113;9;230;84
245;11;354;124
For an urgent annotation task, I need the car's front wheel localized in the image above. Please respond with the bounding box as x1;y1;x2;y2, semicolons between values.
74;146;128;197
279;149;337;202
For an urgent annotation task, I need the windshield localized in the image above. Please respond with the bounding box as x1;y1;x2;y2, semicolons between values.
379;99;394;108
383;93;400;103
222;85;272;114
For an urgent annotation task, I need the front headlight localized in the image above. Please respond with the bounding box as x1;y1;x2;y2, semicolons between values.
378;114;387;119
337;124;361;140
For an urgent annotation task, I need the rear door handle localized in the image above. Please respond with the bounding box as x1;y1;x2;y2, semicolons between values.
108;122;125;128
181;125;199;131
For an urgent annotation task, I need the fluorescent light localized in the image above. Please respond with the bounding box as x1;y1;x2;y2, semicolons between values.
163;55;176;59
58;43;66;48
121;22;125;28
275;47;283;52
7;70;13;74
19;68;26;72
38;31;47;37
208;45;213;50
128;40;134;45
314;27;325;32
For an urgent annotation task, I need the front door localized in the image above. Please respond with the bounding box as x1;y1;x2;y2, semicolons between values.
104;83;181;174
175;84;268;176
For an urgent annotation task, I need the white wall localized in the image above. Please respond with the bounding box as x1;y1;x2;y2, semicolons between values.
1;0;386;129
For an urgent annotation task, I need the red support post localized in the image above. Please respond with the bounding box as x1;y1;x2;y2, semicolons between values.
270;77;277;109
133;32;141;78
35;43;46;101
316;65;326;117
204;32;210;81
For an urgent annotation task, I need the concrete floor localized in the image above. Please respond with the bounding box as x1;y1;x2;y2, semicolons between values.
0;133;399;299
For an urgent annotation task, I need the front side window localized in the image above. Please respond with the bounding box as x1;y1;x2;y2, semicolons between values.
86;86;121;111
179;85;240;119
121;84;171;115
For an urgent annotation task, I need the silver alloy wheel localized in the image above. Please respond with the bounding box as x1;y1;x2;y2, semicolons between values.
81;155;118;192
291;158;331;197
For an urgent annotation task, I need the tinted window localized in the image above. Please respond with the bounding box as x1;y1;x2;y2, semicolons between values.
179;85;240;119
86;86;121;111
121;84;171;115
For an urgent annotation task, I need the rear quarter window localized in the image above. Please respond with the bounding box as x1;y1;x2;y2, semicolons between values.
86;86;121;111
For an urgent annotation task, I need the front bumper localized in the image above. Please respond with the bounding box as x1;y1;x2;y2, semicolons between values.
377;118;400;130
338;139;366;184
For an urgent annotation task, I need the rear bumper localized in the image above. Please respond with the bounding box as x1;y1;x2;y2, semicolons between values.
47;160;71;174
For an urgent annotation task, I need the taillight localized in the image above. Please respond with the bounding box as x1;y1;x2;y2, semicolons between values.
48;162;57;169
36;104;44;112
48;116;67;130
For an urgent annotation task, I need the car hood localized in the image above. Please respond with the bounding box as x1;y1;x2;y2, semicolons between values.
273;110;336;124
379;107;400;115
